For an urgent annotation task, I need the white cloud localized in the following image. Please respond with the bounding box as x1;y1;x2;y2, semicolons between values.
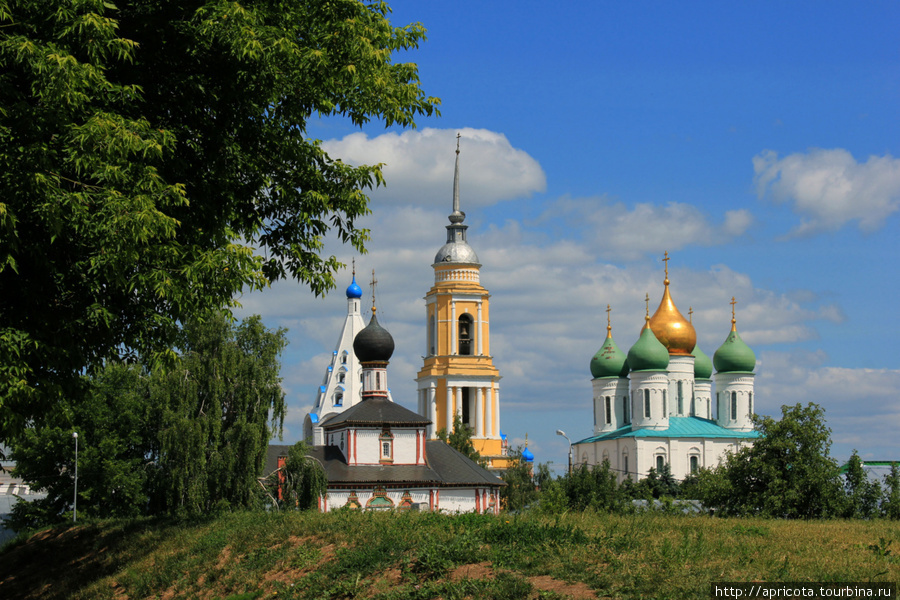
320;128;546;207
546;197;754;260
756;350;900;459
753;148;900;236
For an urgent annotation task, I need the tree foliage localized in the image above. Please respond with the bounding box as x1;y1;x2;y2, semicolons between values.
9;313;287;528
0;0;438;444
276;441;327;511
436;414;484;466
843;451;882;519
694;403;846;518
500;447;538;512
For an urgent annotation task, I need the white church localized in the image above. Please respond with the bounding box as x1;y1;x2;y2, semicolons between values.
573;255;760;482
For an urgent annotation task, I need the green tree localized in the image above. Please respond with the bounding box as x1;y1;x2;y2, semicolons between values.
9;363;156;530
882;462;900;519
700;403;845;518
0;0;438;445
564;461;623;511
152;313;287;515
275;441;328;511
436;414;484;466
500;447;538;512
9;313;287;527
843;451;881;519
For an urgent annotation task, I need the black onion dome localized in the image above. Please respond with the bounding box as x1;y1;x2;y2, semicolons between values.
353;312;395;362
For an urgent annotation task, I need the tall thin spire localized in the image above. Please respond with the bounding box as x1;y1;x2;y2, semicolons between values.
370;269;378;313
449;133;465;224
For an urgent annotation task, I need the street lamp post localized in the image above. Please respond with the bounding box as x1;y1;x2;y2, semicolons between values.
555;430;572;475
72;432;78;523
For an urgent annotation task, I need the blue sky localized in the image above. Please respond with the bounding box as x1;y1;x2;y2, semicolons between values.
238;1;900;474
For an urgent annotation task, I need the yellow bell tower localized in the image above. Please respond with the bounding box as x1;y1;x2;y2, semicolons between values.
416;137;508;470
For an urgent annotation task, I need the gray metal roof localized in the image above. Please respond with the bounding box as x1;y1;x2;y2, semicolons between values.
322;398;430;429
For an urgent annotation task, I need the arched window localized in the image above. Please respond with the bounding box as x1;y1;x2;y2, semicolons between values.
749;392;753;417
690;455;699;473
338;370;346;384
644;389;651;418
341;351;348;365
458;314;474;355
656;454;665;472
623;451;630;481
731;392;737;420
334;390;343;406
677;381;684;414
605;396;611;425
690;396;696;417
623;396;630;424
662;390;667;417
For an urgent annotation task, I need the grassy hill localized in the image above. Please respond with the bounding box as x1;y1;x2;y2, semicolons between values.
0;510;898;599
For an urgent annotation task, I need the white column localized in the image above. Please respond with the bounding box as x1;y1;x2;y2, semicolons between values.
445;385;453;433
455;386;463;423
476;301;484;355
485;385;494;437
428;383;437;439
494;386;500;437
450;300;457;355
476;387;484;438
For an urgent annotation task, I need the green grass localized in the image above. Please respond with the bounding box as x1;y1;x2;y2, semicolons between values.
0;510;897;599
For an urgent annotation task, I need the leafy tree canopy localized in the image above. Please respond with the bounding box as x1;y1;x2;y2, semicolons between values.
696;403;846;518
10;312;288;528
0;0;438;444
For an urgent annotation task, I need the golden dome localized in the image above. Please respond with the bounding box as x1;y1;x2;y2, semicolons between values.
648;253;696;356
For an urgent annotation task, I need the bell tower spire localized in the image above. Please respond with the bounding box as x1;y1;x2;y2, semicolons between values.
417;138;507;470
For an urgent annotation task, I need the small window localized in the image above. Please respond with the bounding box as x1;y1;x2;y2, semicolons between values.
334;390;343;406
749;392;753;418
605;396;611;425
644;389;651;418
677;381;684;414
656;455;665;472
690;455;699;473
623;452;630;479
623;396;630;424
690;397;696;417
379;430;393;463
662;391;667;417
731;392;737;420
338;371;346;384
341;352;348;365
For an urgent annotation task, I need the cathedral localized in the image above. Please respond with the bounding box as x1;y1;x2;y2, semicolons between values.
573;255;759;482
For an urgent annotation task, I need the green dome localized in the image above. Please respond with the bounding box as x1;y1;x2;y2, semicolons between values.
713;327;756;373
627;325;670;372
590;335;630;378
692;345;713;379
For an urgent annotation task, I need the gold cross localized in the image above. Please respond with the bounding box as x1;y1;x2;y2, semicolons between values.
662;251;670;280
456;132;461;154
370;269;378;312
688;306;693;323
645;293;650;318
730;296;737;322
606;304;611;328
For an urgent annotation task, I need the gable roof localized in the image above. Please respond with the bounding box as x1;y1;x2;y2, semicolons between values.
573;416;760;445
322;397;430;429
